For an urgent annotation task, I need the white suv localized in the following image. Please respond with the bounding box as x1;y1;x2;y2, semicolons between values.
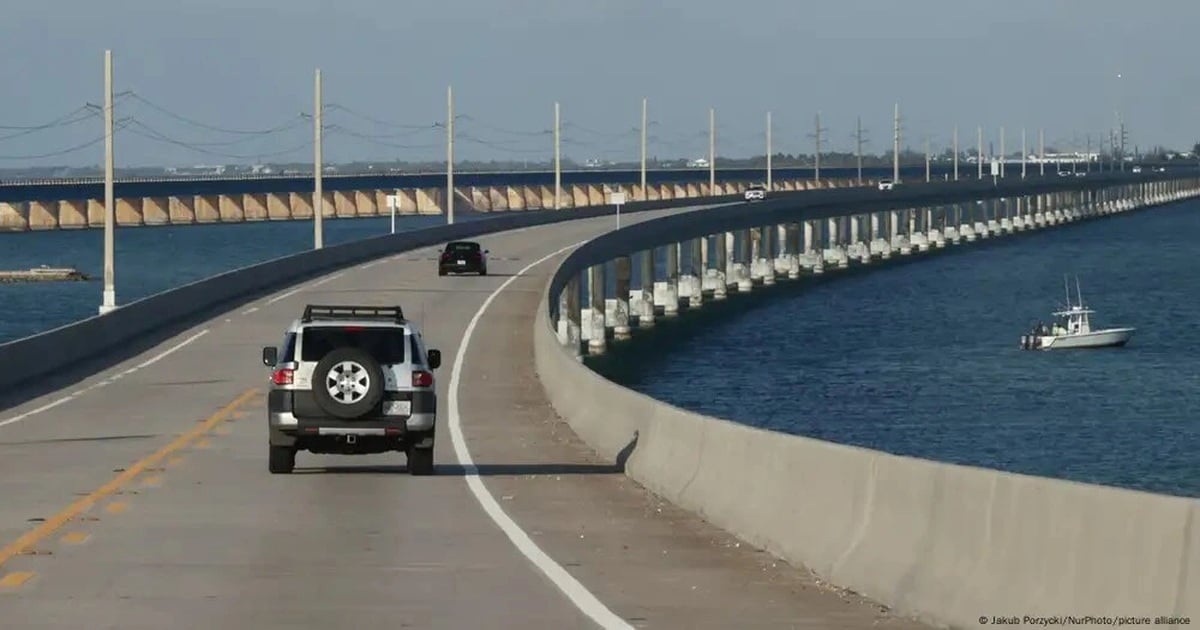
877;179;895;191
744;184;766;201
261;304;442;475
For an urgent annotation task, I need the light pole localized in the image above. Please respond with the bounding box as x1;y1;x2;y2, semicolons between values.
313;68;324;250
100;49;116;315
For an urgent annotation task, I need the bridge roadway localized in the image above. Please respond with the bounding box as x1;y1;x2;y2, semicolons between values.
0;207;934;629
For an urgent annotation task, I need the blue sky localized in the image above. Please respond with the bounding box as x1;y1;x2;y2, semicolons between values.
2;0;1195;167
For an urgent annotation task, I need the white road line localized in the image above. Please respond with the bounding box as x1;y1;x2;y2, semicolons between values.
0;329;210;429
243;306;260;315
265;287;303;304
310;272;344;287
447;239;632;630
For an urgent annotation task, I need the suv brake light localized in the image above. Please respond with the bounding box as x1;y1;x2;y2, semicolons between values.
272;367;294;385
411;370;433;387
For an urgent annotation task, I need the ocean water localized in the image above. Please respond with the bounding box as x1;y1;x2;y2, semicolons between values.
608;200;1200;498
0;213;492;343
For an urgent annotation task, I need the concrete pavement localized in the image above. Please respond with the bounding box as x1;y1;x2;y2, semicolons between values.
0;207;932;629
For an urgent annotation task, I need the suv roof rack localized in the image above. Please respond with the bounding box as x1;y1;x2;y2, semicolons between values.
301;304;406;324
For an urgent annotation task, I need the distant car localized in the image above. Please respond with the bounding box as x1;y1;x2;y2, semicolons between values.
1155;166;1166;172
1058;170;1072;177
743;184;766;201
438;241;488;276
877;179;895;191
1131;165;1142;173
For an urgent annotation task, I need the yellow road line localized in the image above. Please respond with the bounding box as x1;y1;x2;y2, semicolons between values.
104;502;128;515
60;532;89;545
0;388;258;569
0;571;34;588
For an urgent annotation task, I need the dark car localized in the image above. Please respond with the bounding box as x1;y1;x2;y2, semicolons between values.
438;241;488;276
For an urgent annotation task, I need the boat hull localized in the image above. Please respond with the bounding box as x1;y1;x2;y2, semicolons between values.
1036;327;1135;350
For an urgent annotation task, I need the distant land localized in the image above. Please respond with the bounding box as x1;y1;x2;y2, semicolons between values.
1;144;1194;182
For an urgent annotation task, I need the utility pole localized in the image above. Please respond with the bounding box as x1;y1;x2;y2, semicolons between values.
640;97;647;200
766;111;773;191
999;126;1006;178
100;49;116;315
446;85;455;224
814;111;824;181
1113;112;1123;171
1021;128;1027;179
976;126;983;179
856;116;864;185
1039;128;1045;176
708;107;715;194
953;124;959;181
1086;134;1091;174
554;101;561;209
892;103;900;183
924;136;930;182
313;68;324;250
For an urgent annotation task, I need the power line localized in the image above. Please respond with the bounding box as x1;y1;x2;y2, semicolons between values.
323;103;436;130
124;115;306;148
458;133;548;155
324;125;441;150
126;92;305;135
124;119;312;159
458;114;551;138
0;105;97;130
0;108;100;143
0;117;132;160
560;121;639;139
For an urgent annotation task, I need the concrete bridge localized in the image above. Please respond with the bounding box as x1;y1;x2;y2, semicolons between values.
0;166;928;232
0;173;1193;628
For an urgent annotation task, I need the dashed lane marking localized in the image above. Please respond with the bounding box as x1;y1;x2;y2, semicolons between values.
0;571;34;589
0;388;258;571
0;329;211;430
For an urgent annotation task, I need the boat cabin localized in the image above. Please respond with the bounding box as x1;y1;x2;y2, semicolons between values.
1048;305;1093;336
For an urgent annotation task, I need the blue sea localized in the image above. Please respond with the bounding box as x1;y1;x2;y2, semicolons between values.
606;200;1200;498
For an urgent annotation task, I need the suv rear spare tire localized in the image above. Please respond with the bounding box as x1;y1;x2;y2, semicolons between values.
312;347;385;419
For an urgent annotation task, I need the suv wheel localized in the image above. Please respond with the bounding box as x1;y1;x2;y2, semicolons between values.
407;446;434;475
312;347;385;419
269;445;296;474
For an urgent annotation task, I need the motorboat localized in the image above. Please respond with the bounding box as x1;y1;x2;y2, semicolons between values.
1019;277;1134;350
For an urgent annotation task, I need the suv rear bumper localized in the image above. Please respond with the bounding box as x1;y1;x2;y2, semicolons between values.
269;410;435;433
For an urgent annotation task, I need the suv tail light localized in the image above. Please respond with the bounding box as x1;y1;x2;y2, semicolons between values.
272;367;294;385
411;370;433;387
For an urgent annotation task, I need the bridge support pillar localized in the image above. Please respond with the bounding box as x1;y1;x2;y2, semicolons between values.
586;264;607;355
558;274;582;358
784;224;801;278
712;233;728;299
637;249;655;328
688;238;704;307
612;256;632;341
662;243;680;316
755;226;775;285
734;230;753;291
807;220;825;273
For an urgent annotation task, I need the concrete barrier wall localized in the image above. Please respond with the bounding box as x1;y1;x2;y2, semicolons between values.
0;193;741;394
532;204;1199;627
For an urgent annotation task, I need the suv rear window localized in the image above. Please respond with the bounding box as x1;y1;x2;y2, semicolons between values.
447;242;479;252
300;326;407;364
